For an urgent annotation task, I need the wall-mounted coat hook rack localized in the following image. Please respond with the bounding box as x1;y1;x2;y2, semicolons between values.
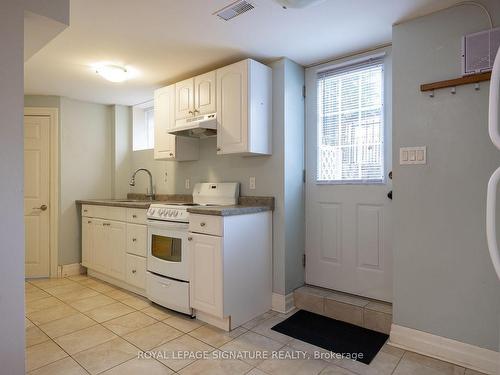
420;72;490;96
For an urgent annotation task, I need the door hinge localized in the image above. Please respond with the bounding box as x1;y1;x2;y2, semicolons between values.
302;254;306;267
302;85;306;98
303;169;306;183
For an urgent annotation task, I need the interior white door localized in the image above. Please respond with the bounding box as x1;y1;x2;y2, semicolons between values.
304;54;393;302
24;115;51;278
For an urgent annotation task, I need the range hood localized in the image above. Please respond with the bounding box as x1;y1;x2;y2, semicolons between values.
168;113;217;138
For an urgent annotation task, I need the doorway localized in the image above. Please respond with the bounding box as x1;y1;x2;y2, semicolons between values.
24;108;58;278
304;49;393;302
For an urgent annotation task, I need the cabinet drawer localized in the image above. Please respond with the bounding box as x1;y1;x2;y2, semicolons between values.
189;214;223;236
126;254;146;289
92;206;127;221
146;272;191;314
126;224;147;257
82;205;93;217
127;208;147;224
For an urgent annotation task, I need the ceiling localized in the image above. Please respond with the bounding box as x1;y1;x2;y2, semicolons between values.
24;0;463;106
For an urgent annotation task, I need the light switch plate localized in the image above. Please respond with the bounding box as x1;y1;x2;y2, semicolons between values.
249;177;256;190
185;178;190;189
400;146;426;165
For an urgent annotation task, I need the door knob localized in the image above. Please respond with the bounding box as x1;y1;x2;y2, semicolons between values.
387;191;393;200
33;204;48;211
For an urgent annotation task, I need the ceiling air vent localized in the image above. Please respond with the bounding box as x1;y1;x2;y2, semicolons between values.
214;0;255;21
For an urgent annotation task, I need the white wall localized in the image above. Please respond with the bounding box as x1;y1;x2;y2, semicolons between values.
393;2;500;351
1;3;26;373
112;105;132;199
59;98;113;265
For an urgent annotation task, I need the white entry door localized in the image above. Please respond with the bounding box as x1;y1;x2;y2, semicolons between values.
305;52;393;302
24;115;51;278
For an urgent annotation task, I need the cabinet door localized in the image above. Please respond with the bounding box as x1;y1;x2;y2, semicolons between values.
189;233;223;317
108;220;126;280
92;219;109;274
82;218;93;268
194;71;216;115
175;78;194;120
154;85;176;160
216;60;248;155
126;254;146;289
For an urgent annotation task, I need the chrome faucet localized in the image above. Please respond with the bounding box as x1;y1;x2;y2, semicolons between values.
129;168;155;200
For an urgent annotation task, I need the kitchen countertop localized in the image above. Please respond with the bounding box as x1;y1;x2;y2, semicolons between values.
76;195;274;216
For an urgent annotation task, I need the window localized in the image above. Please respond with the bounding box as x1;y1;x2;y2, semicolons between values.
132;101;154;151
317;58;384;183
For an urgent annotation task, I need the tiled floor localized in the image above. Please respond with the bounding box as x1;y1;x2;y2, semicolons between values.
24;276;486;375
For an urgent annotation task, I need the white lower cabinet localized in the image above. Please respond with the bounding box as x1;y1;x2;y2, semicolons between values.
126;254;146;289
189;233;223;318
82;205;148;295
188;211;272;331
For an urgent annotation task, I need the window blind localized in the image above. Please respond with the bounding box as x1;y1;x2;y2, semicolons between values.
317;58;384;183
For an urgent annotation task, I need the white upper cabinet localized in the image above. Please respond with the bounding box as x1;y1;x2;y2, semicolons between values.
194;71;216;115
175;78;195;120
154;85;199;161
216;59;272;156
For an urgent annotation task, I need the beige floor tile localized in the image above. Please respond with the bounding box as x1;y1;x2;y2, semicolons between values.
363;309;392;335
27;304;79;325
102;311;157;336
246;368;269;375
392;352;465;375
101;357;173;375
178;351;252;375
66;274;91;282
28;278;75;290
364;301;392;315
25;288;51;302
464;369;487;375
73;337;138;375
28;357;87;375
44;283;88;297
331;344;405;375
121;295;152;310
69;293;116;312
80;278;117;293
25;340;68;372
85;302;135;323
189;325;247;347
123;321;183;351
25;282;38;291
26;317;35;328
153;334;214;372
242;311;278;329
105;288;135;301
250;315;295;344
320;365;359;374
38;312;96;338
57;287;100;303
26;296;65;314
220;331;284;366
141;304;178;320
54;324;117;355
323;299;364;326
164;315;205;333
26;326;50;347
257;346;328;375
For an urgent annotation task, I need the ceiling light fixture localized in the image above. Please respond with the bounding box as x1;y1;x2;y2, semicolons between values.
94;64;130;83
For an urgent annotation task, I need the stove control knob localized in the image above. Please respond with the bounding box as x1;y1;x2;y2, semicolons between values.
173;211;178;217
167;210;173;217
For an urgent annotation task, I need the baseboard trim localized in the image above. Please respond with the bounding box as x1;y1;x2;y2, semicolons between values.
389;324;499;375
57;263;85;278
272;292;295;314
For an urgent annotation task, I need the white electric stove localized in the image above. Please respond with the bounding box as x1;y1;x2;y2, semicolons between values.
145;182;239;315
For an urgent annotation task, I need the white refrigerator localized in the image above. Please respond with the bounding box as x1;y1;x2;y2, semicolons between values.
486;47;500;281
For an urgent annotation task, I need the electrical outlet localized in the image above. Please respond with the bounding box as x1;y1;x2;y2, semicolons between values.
249;177;256;190
185;178;190;190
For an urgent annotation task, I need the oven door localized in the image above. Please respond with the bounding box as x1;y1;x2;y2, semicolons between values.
147;220;189;282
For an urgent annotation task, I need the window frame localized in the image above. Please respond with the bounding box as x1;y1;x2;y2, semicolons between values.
315;57;385;185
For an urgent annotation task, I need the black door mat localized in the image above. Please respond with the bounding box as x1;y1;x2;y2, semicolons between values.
271;309;388;365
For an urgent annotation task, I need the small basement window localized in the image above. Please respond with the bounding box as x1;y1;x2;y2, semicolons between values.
317;58;385;183
133;100;154;151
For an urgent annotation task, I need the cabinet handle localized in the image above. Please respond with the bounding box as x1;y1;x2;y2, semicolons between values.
216;147;221;152
87;220;92;224
188;237;193;241
169;152;174;157
132;214;137;218
103;222;110;226
132;269;136;274
188;110;193;114
200;222;206;227
83;209;88;213
160;282;170;287
193;109;199;114
132;238;137;242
